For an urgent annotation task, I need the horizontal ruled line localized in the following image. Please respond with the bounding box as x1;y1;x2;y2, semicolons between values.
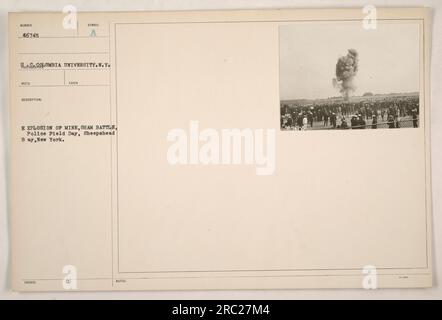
17;52;109;55
21;272;432;281
18;36;108;39
19;84;110;87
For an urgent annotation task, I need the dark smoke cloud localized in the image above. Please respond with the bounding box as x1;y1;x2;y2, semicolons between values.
333;49;359;100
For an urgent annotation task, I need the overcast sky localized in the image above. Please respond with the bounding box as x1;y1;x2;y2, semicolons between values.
279;21;420;100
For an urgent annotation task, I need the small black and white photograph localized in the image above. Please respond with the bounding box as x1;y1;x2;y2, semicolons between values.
279;22;421;130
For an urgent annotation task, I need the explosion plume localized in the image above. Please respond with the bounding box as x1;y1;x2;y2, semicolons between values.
333;49;359;101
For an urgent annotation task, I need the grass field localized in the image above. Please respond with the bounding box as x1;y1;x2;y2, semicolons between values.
281;92;419;107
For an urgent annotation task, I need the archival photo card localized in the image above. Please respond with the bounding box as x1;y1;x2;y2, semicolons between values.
279;21;421;131
8;8;431;291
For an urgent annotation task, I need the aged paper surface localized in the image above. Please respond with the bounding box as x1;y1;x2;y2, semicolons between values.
9;8;432;291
